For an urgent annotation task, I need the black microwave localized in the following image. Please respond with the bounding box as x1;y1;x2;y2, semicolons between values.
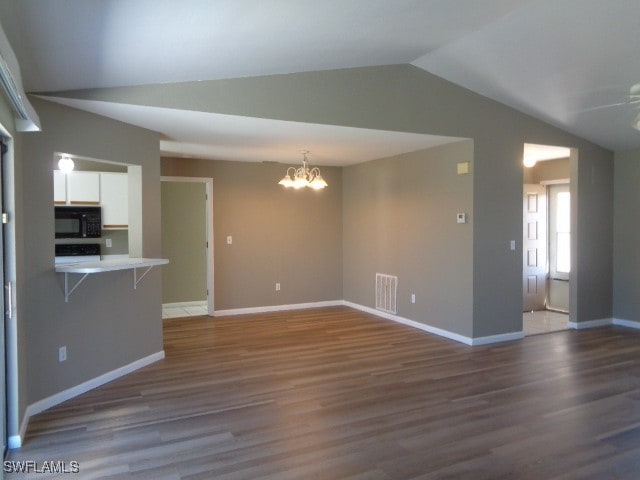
54;206;102;238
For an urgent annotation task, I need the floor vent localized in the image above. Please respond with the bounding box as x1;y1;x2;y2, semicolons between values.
376;273;398;314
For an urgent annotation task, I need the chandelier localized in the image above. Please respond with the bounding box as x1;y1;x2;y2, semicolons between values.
278;150;328;190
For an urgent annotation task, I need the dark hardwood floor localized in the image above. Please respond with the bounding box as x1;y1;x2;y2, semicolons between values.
8;306;640;479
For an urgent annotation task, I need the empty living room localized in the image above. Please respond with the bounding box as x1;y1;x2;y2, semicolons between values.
0;1;639;478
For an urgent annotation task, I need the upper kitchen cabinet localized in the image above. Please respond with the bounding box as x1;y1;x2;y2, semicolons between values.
100;173;128;229
67;172;101;204
53;170;67;204
53;170;129;230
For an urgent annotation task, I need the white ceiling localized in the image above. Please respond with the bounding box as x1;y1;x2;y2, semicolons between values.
3;0;531;92
2;0;640;161
412;0;640;151
523;143;571;164
43;96;460;165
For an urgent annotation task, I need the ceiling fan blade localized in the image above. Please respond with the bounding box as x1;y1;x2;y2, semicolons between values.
581;99;640;112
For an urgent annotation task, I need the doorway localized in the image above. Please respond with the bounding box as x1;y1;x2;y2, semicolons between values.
160;177;213;318
522;144;571;335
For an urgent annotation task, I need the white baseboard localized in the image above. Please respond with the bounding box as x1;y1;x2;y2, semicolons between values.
214;300;343;317
343;301;493;346
219;299;524;346
470;331;524;345
568;318;612;329
612;318;640;330
10;350;165;449
163;300;207;309
562;317;640;331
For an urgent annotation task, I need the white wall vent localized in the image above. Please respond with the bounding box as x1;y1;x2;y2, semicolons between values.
0;41;41;131
375;273;398;314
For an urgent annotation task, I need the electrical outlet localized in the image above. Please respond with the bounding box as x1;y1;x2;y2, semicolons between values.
59;346;67;362
275;282;281;291
227;235;233;245
105;238;112;248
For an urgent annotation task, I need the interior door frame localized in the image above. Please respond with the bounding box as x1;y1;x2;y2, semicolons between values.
161;176;214;315
0;136;6;457
521;144;577;329
0;126;19;450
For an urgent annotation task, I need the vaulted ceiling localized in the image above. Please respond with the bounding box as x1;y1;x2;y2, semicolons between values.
1;0;639;164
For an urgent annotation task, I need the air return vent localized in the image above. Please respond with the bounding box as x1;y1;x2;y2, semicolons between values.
376;273;398;314
0;55;28;120
0;49;40;131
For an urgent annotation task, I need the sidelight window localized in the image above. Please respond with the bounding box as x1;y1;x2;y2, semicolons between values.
549;185;570;280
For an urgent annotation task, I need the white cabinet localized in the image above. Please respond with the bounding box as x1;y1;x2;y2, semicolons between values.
67;172;100;204
53;170;129;229
53;170;67;204
100;173;128;229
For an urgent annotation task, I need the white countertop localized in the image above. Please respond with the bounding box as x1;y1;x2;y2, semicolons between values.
55;257;169;273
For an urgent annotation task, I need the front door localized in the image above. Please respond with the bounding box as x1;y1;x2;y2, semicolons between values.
523;184;547;311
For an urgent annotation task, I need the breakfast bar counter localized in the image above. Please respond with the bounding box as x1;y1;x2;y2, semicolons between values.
56;258;169;302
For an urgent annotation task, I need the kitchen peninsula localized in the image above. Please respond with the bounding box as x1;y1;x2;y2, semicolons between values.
56;257;169;302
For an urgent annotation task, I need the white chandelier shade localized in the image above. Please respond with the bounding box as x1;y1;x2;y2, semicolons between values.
278;151;328;190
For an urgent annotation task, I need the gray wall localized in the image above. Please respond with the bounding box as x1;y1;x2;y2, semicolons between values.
17;98;162;420
343;141;474;337
613;148;640;322
161;181;207;304
100;229;129;256
161;157;343;310
68;159;128;173
76;64;615;336
571;147;614;324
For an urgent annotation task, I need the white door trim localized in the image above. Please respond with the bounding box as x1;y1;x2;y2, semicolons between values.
0;127;19;449
161;176;214;316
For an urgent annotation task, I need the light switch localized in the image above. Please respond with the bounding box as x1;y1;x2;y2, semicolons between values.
226;235;233;245
510;240;516;251
456;213;467;224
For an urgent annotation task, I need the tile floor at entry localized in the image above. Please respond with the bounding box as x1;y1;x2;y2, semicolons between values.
162;302;208;319
523;309;569;336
